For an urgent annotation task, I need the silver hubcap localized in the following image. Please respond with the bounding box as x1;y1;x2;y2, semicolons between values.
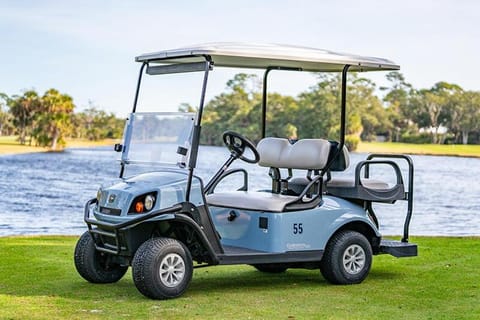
342;244;366;275
159;253;185;287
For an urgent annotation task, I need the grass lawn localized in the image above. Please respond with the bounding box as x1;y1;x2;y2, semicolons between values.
2;135;478;158
358;141;480;158
0;236;479;319
0;136;49;155
0;136;118;155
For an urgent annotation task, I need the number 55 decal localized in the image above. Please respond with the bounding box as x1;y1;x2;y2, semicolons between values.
293;223;303;234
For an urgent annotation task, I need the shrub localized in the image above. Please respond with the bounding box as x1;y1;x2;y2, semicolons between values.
400;133;431;144
345;135;360;151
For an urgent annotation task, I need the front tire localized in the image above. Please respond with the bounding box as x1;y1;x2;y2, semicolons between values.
132;237;193;299
320;230;372;284
74;231;128;283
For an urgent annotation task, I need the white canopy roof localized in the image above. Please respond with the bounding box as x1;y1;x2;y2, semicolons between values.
136;42;399;72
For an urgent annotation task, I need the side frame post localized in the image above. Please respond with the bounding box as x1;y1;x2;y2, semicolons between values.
186;58;212;201
322;64;351;173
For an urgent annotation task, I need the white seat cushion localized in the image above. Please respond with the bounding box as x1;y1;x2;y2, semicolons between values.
328;177;390;190
257;137;331;170
206;191;299;212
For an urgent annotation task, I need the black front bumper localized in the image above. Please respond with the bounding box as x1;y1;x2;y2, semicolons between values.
84;198;182;255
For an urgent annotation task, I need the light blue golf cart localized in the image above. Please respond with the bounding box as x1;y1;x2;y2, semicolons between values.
74;43;417;299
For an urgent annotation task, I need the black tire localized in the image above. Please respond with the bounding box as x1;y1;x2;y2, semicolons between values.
320;230;372;284
74;231;128;283
132;237;193;300
252;264;288;273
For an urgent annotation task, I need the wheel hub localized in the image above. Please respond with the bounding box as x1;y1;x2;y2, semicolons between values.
342;244;366;275
159;253;186;288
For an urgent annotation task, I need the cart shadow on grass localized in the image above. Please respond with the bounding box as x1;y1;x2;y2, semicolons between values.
71;267;403;300
0;267;402;301
186;267;403;295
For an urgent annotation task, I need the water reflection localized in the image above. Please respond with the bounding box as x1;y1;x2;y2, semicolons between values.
0;146;479;236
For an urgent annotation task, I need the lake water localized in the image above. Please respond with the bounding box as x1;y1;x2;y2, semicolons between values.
1;146;479;237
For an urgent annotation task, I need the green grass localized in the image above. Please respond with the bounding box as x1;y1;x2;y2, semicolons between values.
358;141;480;157
0;236;479;319
1;135;479;157
0;136;118;155
0;136;48;155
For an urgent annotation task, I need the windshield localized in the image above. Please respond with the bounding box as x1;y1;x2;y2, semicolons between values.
121;112;195;174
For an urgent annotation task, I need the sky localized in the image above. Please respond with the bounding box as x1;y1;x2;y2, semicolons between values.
0;0;479;117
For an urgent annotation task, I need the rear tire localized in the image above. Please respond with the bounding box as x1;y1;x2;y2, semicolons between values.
132;237;193;299
320;230;372;284
252;264;288;273
74;231;128;283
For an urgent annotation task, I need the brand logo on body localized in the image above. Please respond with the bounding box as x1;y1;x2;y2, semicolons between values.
108;194;116;203
286;243;311;250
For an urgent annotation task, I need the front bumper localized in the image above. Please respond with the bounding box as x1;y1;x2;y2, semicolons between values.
84;198;181;255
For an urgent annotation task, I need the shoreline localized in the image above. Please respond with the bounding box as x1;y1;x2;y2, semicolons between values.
0;138;119;156
356;141;480;158
1;138;479;158
2;233;480;238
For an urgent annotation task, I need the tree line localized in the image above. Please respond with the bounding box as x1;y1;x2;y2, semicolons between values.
1;71;479;151
0;89;124;150
195;72;480;149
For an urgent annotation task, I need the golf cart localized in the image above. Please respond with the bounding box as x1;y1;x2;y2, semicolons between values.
74;43;417;299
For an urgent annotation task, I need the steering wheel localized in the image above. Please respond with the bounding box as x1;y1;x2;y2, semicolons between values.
222;131;260;164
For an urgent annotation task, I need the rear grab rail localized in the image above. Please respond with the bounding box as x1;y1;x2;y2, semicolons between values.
364;154;414;243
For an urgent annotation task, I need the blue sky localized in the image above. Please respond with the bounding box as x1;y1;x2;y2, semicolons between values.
1;0;479;116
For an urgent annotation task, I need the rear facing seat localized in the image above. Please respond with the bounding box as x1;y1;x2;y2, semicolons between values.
328;178;388;189
322;143;406;203
282;141;406;203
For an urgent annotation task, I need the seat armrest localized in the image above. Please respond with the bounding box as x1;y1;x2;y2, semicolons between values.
296;174;323;198
354;160;404;188
284;174;324;211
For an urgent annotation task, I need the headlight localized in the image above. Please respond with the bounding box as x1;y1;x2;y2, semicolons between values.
129;192;157;214
145;194;155;211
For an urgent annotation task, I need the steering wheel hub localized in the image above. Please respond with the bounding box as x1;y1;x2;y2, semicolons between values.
222;131;260;164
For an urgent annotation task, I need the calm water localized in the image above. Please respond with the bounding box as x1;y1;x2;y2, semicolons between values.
1;146;479;236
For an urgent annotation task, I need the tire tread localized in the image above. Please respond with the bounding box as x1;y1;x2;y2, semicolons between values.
320;230;372;285
74;231;127;283
132;237;193;299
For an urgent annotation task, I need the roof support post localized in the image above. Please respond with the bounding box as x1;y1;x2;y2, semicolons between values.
261;67;275;139
131;62;148;113
339;64;351;150
322;64;351;174
195;58;212;125
186;57;212;201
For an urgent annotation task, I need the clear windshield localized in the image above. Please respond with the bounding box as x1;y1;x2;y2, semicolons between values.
121;112;196;173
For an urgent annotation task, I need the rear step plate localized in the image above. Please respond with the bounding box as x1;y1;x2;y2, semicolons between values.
380;240;417;257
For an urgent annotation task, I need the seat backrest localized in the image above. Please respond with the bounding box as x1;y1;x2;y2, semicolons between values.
327;141;350;172
257;137;331;170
